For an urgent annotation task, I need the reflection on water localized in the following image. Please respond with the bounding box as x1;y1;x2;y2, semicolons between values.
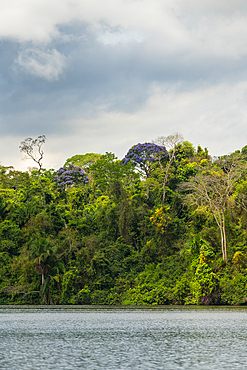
0;306;247;369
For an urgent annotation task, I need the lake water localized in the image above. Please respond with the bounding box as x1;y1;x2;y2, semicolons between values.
0;305;247;369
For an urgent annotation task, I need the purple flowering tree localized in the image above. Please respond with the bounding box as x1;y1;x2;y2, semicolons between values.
122;142;168;199
122;142;168;177
55;164;89;191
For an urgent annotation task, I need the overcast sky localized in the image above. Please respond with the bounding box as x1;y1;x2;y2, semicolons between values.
1;0;247;170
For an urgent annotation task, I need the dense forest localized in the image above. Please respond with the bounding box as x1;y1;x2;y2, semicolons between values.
1;133;247;305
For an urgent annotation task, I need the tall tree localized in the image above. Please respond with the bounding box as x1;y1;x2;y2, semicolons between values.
19;135;46;209
122;143;168;199
154;132;184;204
180;154;246;260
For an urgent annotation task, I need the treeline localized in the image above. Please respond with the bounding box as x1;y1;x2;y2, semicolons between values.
1;134;247;305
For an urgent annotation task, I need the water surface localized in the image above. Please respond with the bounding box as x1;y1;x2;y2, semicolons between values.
0;305;246;369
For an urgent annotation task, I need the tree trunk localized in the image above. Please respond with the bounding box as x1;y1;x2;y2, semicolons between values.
212;208;226;260
219;224;225;261
38;169;46;209
222;210;227;261
162;150;175;205
15;186;17;204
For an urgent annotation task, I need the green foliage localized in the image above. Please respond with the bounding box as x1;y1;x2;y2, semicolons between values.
0;220;22;254
189;262;220;305
1;142;247;305
220;272;247;305
64;153;101;168
175;141;195;161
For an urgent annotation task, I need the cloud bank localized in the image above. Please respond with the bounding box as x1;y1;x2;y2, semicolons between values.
0;0;247;170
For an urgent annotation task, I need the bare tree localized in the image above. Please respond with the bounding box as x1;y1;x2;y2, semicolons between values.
20;135;46;209
179;155;246;261
155;132;184;204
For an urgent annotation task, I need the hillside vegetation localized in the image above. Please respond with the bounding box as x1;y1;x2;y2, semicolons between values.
1;135;247;305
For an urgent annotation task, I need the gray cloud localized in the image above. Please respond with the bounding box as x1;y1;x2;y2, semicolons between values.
1;1;247;169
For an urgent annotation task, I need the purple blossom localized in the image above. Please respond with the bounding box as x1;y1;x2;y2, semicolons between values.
122;142;168;177
55;164;89;190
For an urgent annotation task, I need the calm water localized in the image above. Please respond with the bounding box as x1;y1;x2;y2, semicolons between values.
0;306;247;369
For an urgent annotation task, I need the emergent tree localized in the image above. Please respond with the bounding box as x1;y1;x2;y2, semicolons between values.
155;132;184;204
20;135;46;209
179;154;246;261
122;142;168;199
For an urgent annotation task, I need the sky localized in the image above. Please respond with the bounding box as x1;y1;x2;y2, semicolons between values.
1;0;247;171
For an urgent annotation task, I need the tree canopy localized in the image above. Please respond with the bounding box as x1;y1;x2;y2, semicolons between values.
1;136;247;306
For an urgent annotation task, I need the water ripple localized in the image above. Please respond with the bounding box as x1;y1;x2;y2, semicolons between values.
0;306;246;369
